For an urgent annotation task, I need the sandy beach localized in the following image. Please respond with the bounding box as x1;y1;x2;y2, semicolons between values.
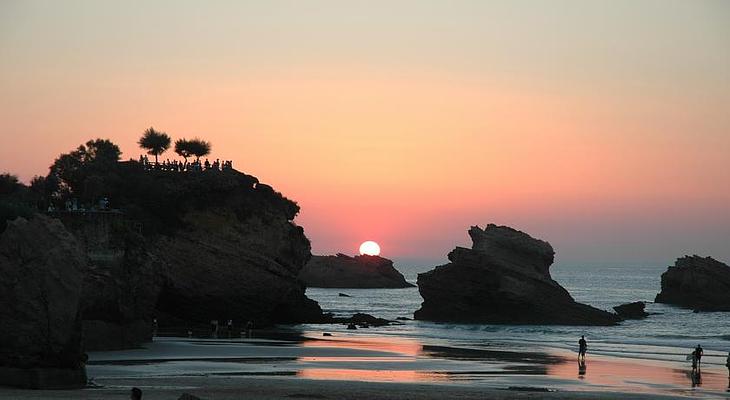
2;330;728;400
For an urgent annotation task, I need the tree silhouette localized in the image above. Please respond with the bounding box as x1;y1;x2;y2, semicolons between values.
187;138;211;162
138;127;171;164
0;173;21;195
174;139;193;165
47;139;121;203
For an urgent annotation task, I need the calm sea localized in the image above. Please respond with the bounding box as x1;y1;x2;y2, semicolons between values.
304;264;730;367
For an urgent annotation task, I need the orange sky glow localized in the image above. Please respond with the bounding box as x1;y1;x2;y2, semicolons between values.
1;1;728;265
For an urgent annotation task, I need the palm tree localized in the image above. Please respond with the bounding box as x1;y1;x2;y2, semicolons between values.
138;127;171;164
187;138;211;162
174;139;193;166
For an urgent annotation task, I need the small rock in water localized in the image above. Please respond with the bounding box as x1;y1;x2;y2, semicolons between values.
323;332;333;336
178;393;205;400
338;293;351;297
613;301;648;319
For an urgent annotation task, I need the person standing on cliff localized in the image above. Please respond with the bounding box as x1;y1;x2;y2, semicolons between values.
211;320;219;338
246;320;254;338
578;336;587;361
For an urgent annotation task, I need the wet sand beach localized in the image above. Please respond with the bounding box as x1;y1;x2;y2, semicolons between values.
2;332;728;399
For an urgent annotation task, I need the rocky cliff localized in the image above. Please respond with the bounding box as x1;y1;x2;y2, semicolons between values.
299;254;414;288
0;216;87;388
414;224;620;325
15;166;323;352
150;174;322;325
654;255;730;311
94;168;321;329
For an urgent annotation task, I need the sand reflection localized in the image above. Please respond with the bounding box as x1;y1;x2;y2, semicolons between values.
301;335;422;356
297;335;444;382
298;368;449;382
549;355;729;392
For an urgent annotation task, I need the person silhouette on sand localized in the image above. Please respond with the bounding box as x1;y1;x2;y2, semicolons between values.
578;336;587;361
130;387;142;400
695;344;703;368
725;351;730;378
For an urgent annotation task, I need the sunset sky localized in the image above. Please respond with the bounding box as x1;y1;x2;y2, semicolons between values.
1;1;728;266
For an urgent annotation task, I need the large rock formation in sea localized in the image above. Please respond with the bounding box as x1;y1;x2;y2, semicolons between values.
0;216;87;388
1;164;323;355
150;175;322;325
414;224;620;325
67;168;323;336
654;255;730;311
299;254;414;288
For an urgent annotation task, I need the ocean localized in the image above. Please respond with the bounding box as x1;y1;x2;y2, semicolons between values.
304;263;730;368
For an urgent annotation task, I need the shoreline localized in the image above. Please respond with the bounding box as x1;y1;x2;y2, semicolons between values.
3;330;728;399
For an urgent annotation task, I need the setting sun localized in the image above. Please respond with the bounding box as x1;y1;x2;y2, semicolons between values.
359;241;381;256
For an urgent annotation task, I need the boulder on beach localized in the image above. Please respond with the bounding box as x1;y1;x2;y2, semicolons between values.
299;254;414;288
654;255;730;311
613;301;648;319
0;215;87;388
414;224;620;325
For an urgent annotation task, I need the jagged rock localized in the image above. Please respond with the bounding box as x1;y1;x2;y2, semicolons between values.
655;256;730;311
0;215;87;388
48;168;323;351
145;170;322;326
613;301;648;319
414;224;620;325
299;254;414;288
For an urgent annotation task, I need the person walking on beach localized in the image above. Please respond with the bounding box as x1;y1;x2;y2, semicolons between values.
725;351;730;377
691;349;698;371
578;336;587;361
695;344;704;368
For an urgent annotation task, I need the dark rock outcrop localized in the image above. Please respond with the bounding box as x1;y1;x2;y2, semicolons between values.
325;313;394;327
299;254;414;288
414;224;620;325
150;171;322;326
655;256;730;311
0;216;87;388
613;301;648;319
46;168;322;350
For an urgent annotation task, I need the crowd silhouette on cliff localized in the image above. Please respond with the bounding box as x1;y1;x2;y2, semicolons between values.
138;155;233;172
